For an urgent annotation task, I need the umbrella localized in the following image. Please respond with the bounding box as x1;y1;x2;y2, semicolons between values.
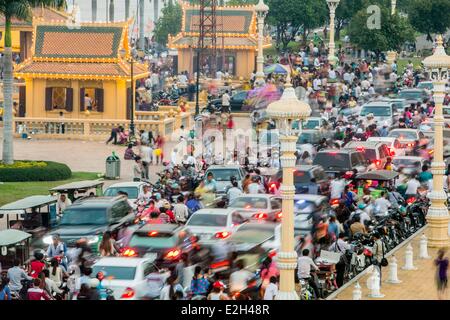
264;63;290;75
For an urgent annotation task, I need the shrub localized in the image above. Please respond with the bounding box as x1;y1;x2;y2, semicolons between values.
0;161;72;182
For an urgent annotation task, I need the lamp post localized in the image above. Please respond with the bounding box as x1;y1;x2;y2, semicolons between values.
254;0;269;87
391;0;397;15
422;35;450;248
326;0;340;66
387;0;397;65
266;76;311;300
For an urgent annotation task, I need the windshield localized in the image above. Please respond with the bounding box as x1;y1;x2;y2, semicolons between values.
303;120;320;129
104;187;139;199
355;149;376;160
294;200;317;212
230;227;274;243
388;131;417;140
313;152;351;170
293;170;311;183
398;91;422;100
129;232;177;249
443;108;450;116
360;106;392;117
187;214;227;227
92;266;136;280
206;169;240;181
297;132;317;144
60;208;107;225
392;159;420;167
229;197;268;209
418;83;433;90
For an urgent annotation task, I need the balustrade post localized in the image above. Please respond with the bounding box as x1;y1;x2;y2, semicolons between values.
84;121;90;137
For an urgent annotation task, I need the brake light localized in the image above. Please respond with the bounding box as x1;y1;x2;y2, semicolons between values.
407;143;414;147
121;287;135;299
388;148;395;156
407;197;416;204
428;150;434;155
276;212;283;219
373;159;381;166
122;248;138;257
252;212;268;220
270;183;277;189
330;199;340;205
165;249;181;259
148;231;159;237
214;231;232;239
245;205;252;209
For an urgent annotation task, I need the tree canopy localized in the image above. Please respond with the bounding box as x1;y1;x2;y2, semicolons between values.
153;1;182;45
407;0;450;42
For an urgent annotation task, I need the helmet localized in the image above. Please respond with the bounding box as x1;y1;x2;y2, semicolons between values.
213;281;225;289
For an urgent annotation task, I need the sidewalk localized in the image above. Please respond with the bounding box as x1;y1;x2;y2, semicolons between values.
331;227;445;300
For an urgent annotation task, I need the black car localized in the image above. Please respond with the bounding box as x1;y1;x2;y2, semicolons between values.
126;224;208;268
210;90;249;112
312;149;366;177
42;196;134;252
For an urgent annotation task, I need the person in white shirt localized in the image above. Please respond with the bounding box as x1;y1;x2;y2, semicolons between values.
246;176;261;194
227;181;243;203
374;191;391;214
229;260;253;293
263;276;278;300
405;176;421;197
343;71;351;83
173;195;189;224
140;144;153;179
137;185;152;204
56;194;72;215
361;78;370;91
313;77;321;91
328;67;337;80
328;234;351;253
216;70;224;80
330;177;346;199
297;249;321;298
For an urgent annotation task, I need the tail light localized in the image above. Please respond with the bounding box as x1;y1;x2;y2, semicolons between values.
356;146;365;152
121;248;138;257
121;287;135;299
407;143;414;147
210;260;230;269
252;212;268;220
388;148;395;156
276;212;283;220
373;159;381;166
214;231;232;239
165;249;181;259
428;150;434;155
407;197;416;204
330;199;340;205
148;231;159;237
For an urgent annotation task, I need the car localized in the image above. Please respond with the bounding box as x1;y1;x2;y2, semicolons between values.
210;90;249;112
379;98;409;113
125;224;205;268
359;101;396;127
267;165;329;195
417;81;433;92
183;208;246;241
42;196;134;251
367;136;405;157
296;129;323;146
301;117;327;130
343;141;391;169
103;181;149;202
397;88;430;105
312;149;366;176
293;194;330;236
392;156;426;175
228;194;282;221
91;256;162;300
204;165;246;195
387;129;426;154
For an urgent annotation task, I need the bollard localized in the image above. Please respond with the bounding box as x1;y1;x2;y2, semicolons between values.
353;282;362;300
366;265;374;290
402;243;418;270
368;268;385;298
419;234;431;259
386;256;402;284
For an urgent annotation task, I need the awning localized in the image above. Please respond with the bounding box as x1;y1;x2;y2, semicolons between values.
355;170;399;181
49;180;104;192
0;195;57;211
0;229;32;246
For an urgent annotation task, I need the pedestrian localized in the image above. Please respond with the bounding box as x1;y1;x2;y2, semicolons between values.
106;126;119;144
133;156;144;181
190;266;210;298
435;248;449;300
372;232;386;286
173;195;189;224
98;231;118;257
222;90;231;113
263;276;278;300
140;143;153;178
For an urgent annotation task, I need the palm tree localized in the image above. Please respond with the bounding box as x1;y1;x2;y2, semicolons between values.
91;0;97;22
0;0;66;165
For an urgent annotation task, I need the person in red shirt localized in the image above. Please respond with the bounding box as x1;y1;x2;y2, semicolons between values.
29;251;45;279
27;278;52;300
226;115;234;130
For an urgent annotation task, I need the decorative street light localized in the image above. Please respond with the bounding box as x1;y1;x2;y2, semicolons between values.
267;75;311;300
391;0;397;15
120;48;144;142
422;35;450;248
254;0;269;86
326;0;340;66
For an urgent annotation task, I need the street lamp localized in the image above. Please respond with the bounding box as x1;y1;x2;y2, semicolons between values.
422;35;450;248
326;0;340;66
387;0;398;65
391;0;397;15
266;75;311;300
254;0;269;87
120;48;144;141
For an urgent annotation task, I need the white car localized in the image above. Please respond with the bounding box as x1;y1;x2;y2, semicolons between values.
91;256;160;300
367;136;406;157
183;208;246;241
392;156;426;175
103;181;149;203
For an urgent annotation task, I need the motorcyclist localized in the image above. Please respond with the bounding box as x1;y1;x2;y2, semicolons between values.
7;259;33;294
46;234;66;259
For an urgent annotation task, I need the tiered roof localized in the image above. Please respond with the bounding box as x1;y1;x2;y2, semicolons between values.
15;21;149;80
168;4;271;50
0;7;69;30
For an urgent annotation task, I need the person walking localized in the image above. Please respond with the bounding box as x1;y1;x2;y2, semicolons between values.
221;90;231;113
435;249;449;300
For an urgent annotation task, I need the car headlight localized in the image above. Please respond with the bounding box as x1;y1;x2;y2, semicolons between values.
87;236;100;244
43;235;53;245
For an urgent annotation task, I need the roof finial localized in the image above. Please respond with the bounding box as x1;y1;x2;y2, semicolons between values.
436;35;443;46
285;73;292;88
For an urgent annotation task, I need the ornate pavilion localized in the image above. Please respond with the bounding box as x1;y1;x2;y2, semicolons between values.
14;21;149;120
168;4;271;78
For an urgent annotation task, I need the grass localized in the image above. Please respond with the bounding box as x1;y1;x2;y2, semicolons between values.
0;172;101;206
397;57;423;72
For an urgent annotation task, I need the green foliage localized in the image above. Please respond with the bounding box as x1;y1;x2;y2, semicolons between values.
0;161;72;182
153;1;183;45
348;5;414;54
226;0;257;5
407;0;450;42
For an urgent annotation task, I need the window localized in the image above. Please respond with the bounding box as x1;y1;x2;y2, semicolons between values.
186;214;228;227
143;263;157;277
111;202;129;220
92;266;136;280
52;87;66;109
271;199;282;210
232;212;245;225
104;187;139;199
60;209;107;225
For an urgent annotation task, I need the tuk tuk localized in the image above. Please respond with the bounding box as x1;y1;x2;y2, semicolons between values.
49;180;104;202
354;170;399;199
0;195;57;237
0;229;32;274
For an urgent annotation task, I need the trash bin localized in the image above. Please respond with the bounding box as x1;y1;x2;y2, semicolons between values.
105;152;121;179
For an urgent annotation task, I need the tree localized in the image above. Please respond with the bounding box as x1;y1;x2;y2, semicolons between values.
153;1;182;45
0;0;66;165
226;0;257;5
334;0;365;40
348;5;414;58
407;0;450;42
266;0;327;50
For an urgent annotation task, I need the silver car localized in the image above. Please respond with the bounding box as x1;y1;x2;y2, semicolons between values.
228;194;283;221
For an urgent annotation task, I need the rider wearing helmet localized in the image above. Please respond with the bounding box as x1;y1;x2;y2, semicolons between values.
29;250;45;279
